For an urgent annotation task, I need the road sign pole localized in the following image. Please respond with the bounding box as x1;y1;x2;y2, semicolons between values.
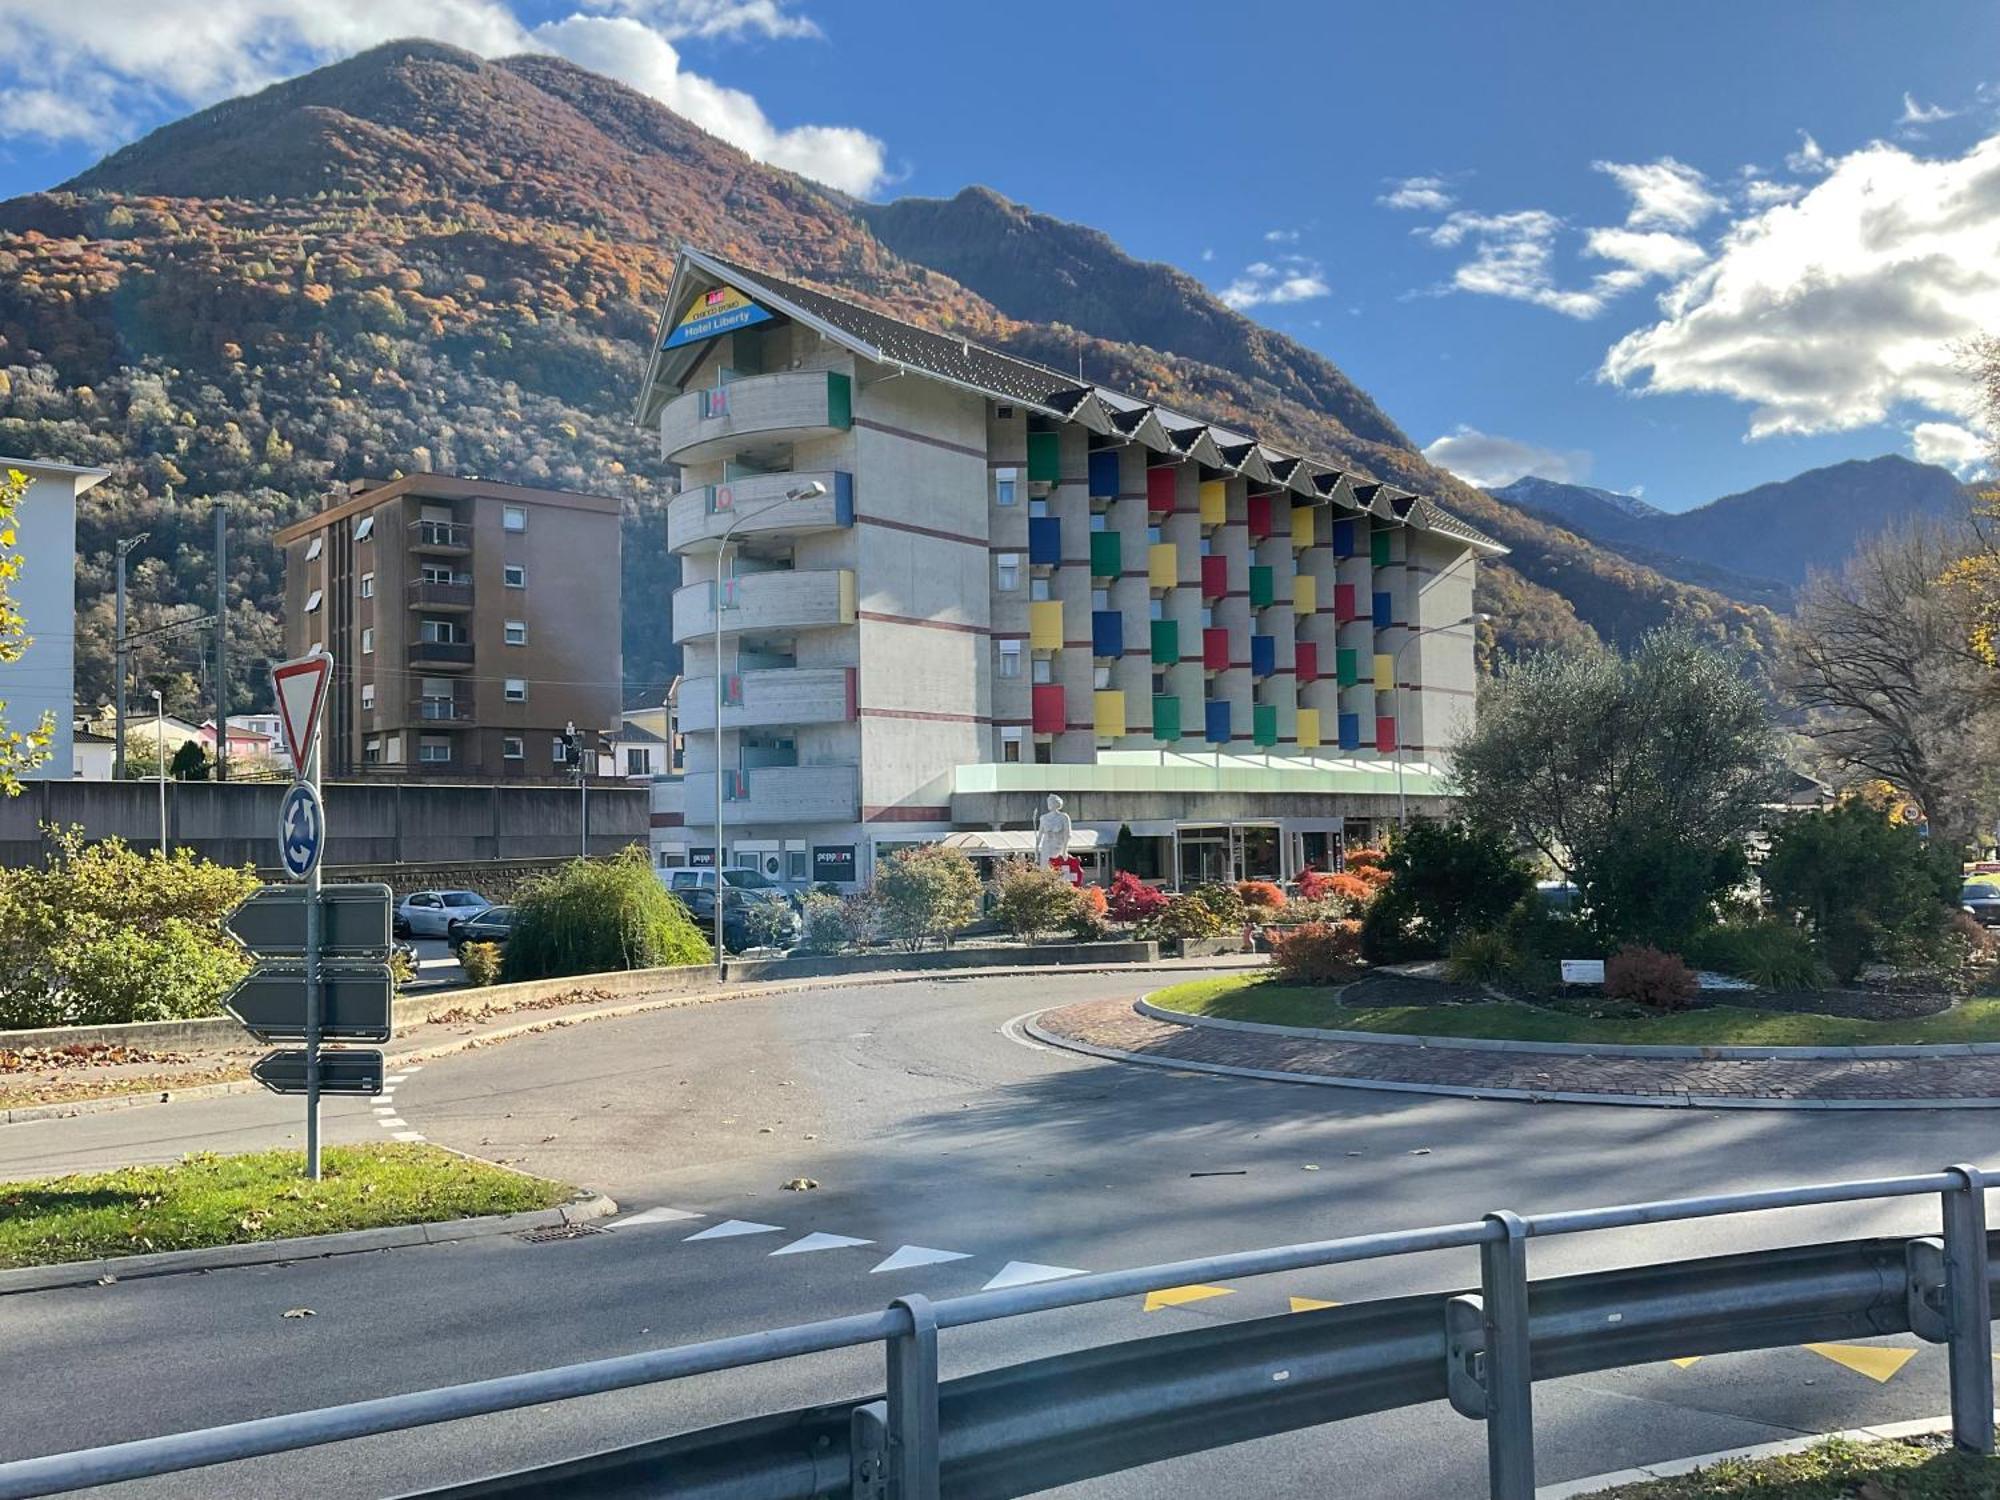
304;724;323;1181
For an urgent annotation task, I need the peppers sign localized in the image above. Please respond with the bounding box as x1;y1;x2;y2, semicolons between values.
664;286;773;350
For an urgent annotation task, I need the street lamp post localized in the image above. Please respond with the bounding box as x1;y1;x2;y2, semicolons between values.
151;688;166;854
1392;613;1488;833
710;479;826;972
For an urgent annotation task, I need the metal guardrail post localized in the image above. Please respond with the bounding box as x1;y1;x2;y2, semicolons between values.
887;1296;940;1500
1944;1164;1994;1454
851;1400;889;1500
1480;1211;1534;1499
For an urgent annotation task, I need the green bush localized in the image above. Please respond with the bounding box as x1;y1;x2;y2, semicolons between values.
1575;826;1747;952
459;941;504;986
990;858;1082;944
1185;883;1247;931
1685;920;1828;991
739;894;795;951
877;844;980;950
798;891;848;954
1445;929;1518;985
1604;945;1698;1010
1760;803;1959;981
1383;821;1536;947
1139;893;1229;942
1269;921;1363;983
501;848;710;981
1358;884;1427;964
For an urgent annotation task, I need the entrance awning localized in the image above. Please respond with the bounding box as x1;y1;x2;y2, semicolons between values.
937;829;1104;855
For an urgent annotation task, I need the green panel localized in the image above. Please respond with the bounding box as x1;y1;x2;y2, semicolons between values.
1370;526;1392;567
1253;704;1279;747
826;371;852;430
1150;618;1179;665
1337;648;1360;687
1090;529;1123;577
1152;694;1182;742
1026;431;1061;483
1248;565;1274;608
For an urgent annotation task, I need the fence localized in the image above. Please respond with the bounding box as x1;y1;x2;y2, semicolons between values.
0;1165;1992;1499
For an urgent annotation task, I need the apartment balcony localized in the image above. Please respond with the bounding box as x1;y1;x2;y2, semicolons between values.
409;694;475;724
407;579;473;611
660;370;854;466
670;567;855;645
683;763;859;826
677;667;854;733
666;470;853;556
408;640;474;670
409;520;472;555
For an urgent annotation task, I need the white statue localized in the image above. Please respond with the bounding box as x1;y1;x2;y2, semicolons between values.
1036;793;1073;867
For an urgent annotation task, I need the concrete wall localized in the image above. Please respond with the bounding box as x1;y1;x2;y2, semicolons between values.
3;465;87;779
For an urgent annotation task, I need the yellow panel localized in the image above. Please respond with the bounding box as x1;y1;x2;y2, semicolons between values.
1143;1284;1234;1312
1288;1296;1340;1313
1293;574;1316;615
1199;480;1227;526
837;568;856;624
1291;503;1315;549
1148;542;1178;590
1094;690;1127;739
1374;654;1394;692
1296;708;1320;749
1030;600;1065;651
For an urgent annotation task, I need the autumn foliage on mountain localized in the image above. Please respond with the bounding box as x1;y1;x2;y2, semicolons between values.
0;39;1777;715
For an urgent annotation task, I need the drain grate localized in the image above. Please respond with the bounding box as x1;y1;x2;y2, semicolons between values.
517;1222;607;1244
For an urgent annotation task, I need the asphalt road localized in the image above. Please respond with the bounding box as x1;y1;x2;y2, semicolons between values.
3;968;1997;1498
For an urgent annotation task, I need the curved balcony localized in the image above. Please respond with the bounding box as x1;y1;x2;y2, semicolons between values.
660;370;854;466
683;764;859;827
677;667;855;733
666;471;853;556
670;568;855;646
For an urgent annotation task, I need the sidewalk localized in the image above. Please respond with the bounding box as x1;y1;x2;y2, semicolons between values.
1032;997;2000;1108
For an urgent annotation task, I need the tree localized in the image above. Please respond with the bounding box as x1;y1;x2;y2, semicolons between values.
0;468;53;794
1453;626;1782;948
990;858;1083;945
1786;523;1999;855
1375;820;1535;949
1939;332;2000;663
169;740;211;781
875;844;980;950
503;847;710;980
1761;801;1959;981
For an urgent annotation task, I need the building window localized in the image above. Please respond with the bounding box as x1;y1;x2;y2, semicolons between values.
1091;587;1110;610
419;738;451;765
353;515;374;543
361;684;375;711
360;627;374;655
1198;535;1213;556
503;736;524;761
1201;606;1215;628
626;747;651;776
1032;657;1053;685
363;737;381;764
305;589;323;613
1029;497;1049;519
1033;740;1053;764
503;505;527;533
504;564;526;588
996;405;1015;420
551;736;570;765
305;535;323;562
1147;524;1163;545
1089;512;1108;532
997;639;1022;678
504;678;527;702
1153;671;1169;695
994;467;1018;507
1149;597;1165;620
359;572;374;599
505;620;528;646
1094;666;1112;690
1029;576;1051;602
995;553;1022;591
1001;726;1024;762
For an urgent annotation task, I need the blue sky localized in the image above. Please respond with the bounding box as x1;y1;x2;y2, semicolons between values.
1;0;1995;511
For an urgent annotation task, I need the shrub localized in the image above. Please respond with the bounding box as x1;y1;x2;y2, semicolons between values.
1344;847;1386;871
1761;803;1959;981
1685;920;1827;991
1445;929;1518;985
739;894;796;951
1380;820;1535;946
1575;826;1747;952
1185;883;1247;931
991;858;1083;944
1106;871;1168;924
1358;886;1425;964
1235;880;1287;912
1604;945;1698;1010
1269;921;1363;984
1078;885;1109;920
1322;872;1380;909
799;891;850;954
877;844;981;950
1297;869;1337;902
460;942;504;986
1139;893;1228;942
1066;886;1111;942
503;848;710;981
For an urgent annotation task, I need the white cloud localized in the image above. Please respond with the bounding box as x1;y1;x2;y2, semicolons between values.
1899;92;1957;128
1199;247;1214;262
585;0;821;40
1422;210;1606;318
1422;426;1593;488
1263;227;1299;244
0;83;121;144
1601;133;2000;454
1912;420;1991;478
1583;226;1706;280
1594;156;1725;230
1740;177;1803;208
1217;257;1331;310
1786;131;1832;174
1379;175;1455;213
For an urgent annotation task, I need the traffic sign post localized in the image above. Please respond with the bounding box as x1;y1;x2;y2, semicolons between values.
252;1049;385;1097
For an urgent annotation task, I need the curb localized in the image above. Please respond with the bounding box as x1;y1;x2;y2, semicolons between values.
1535;1412;1976;1497
0;1192;618;1298
1023;1011;2000;1111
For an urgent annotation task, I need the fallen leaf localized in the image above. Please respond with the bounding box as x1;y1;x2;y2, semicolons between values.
1409;1148;1432;1156
282;1308;315;1319
1302;1164;1319;1172
782;1178;819;1191
95;1275;116;1286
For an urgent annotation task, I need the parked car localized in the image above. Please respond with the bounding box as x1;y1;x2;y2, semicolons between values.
1962;881;2000;926
676;887;800;954
395;889;493;938
665;867;803;910
447;905;515;955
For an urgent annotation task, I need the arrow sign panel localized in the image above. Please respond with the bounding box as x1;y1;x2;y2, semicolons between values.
224;966;394;1043
252;1049;383;1097
226;885;393;960
271;651;333;777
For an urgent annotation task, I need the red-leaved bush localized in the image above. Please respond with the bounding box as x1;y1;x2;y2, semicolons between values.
1077;884;1109;919
1603;945;1698;1010
1344;848;1387;871
1297;869;1336;901
1106;871;1169;923
1322;872;1380;908
1235;880;1287;911
1270;920;1364;984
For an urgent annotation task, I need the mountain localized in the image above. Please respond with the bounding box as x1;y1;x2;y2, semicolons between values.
1490;476;1664;546
0;39;1782;717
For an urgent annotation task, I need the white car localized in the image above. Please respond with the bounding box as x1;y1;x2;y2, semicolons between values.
396;889;492;938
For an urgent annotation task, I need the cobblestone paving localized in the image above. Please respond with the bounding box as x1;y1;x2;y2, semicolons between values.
1035;999;2000;1103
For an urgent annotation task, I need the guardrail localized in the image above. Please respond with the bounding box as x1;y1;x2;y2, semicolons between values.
0;1165;1992;1499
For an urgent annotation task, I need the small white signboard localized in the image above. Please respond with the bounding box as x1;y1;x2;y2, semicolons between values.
1560;958;1606;986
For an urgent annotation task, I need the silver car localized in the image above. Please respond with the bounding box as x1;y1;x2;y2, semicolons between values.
395;888;492;937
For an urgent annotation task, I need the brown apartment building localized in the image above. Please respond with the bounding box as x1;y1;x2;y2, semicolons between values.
276;475;623;779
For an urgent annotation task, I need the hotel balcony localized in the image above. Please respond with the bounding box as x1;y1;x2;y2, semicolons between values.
677;667;854;733
409;693;475;724
406;579;473;611
666;470;853;555
408;520;472;555
683;763;860;826
660;370;854;466
408;640;474;670
670;568;856;646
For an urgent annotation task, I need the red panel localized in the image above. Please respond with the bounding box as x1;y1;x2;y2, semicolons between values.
1295;642;1318;682
1335;582;1357;622
1200;554;1228;598
1376;716;1397;752
844;666;858;721
1032;684;1066;735
1246;492;1273;540
1203;627;1230;671
1146;466;1178;513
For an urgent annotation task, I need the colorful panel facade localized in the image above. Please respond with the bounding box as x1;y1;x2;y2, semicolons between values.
1087;449;1120;497
1153;694;1182;742
1089;528;1122;577
1029;600;1064;651
1032;683;1066;734
1027;431;1061;483
1199;480;1227;526
1149;542;1178;590
1145;466;1177;513
1204;699;1231;744
1151;618;1179;665
1094;690;1126;739
1092;610;1124;658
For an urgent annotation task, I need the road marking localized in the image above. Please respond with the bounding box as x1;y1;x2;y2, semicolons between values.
1288;1297;1340;1313
772;1232;874;1256
1669;1357;1702;1368
982;1261;1085;1291
376;1116;408;1129
1143;1284;1234;1313
999;1009;1055;1053
392;1131;424;1142
1803;1343;1917;1382
684;1220;784;1242
613;1207;703;1230
872;1246;974;1274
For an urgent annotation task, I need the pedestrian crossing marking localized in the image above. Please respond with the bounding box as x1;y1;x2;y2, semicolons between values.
872;1246;973;1274
1288;1297;1341;1313
1143;1285;1235;1312
982;1261;1085;1291
684;1219;783;1241
772;1232;873;1256
1803;1343;1916;1382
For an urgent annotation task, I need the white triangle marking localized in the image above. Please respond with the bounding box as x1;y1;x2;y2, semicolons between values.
683;1219;782;1241
771;1232;874;1256
615;1206;703;1230
271;654;332;775
871;1245;974;1274
981;1261;1086;1291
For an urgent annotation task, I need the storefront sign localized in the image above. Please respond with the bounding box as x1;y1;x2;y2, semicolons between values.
813;845;856;882
663;286;773;350
688;847;716;869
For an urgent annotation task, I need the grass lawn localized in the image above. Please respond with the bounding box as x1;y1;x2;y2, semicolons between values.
1578;1433;1998;1496
0;1143;572;1269
1152;974;2000;1047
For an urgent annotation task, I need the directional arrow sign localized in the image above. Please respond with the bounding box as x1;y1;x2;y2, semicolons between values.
224;966;394;1043
271;651;333;777
252;1049;383;1097
226;884;393;960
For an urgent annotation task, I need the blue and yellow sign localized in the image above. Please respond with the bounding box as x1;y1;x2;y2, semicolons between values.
663;285;773;350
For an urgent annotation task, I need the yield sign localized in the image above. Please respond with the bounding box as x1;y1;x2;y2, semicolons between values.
271;651;333;776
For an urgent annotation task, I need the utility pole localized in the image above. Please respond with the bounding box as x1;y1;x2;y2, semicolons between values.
152;688;166;853
112;534;147;779
214;507;228;782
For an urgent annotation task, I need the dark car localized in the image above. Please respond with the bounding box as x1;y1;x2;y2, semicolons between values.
677;888;799;955
447;905;515;955
1962;882;2000;926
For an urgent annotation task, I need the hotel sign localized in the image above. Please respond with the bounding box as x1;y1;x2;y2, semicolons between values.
664;286;773;350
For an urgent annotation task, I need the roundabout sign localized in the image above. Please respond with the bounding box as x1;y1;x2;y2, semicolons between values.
278;781;324;881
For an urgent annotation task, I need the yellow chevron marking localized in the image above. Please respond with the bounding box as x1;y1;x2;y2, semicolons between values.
1802;1343;1917;1382
1142;1284;1235;1313
1288;1297;1341;1313
1669;1357;1702;1368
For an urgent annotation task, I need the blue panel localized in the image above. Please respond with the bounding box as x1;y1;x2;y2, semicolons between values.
1088;449;1121;498
1029;516;1062;567
1338;712;1362;750
1331;519;1356;558
832;470;854;527
1204;699;1231;744
1091;609;1124;658
1372;591;1393;629
1250;634;1275;678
